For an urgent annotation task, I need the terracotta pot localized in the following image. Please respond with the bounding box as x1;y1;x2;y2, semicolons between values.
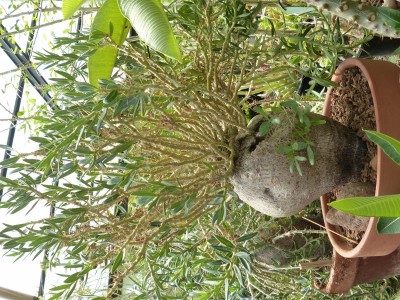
321;249;400;294
321;57;400;258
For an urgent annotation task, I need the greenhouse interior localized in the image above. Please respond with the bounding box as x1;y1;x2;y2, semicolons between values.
1;0;400;299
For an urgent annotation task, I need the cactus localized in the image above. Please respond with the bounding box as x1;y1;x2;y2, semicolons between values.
306;0;400;38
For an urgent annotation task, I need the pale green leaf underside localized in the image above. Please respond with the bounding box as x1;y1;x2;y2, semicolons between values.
88;0;130;86
62;0;86;19
118;0;182;62
330;194;400;217
91;0;130;45
378;217;400;234
89;46;118;87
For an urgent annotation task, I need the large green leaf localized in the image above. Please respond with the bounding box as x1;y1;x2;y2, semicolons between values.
89;46;119;87
118;0;182;62
88;0;130;86
62;0;86;19
330;194;400;217
365;130;400;165
377;217;400;234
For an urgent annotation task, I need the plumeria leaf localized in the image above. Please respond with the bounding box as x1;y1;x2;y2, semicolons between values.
88;0;130;86
62;0;86;19
118;0;182;61
330;194;400;217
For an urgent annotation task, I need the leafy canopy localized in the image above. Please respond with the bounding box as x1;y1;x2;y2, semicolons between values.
62;0;181;86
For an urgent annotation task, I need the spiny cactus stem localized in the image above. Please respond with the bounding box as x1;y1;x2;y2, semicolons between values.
306;0;400;38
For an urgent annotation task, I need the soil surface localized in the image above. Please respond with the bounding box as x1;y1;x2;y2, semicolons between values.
330;67;377;184
328;67;377;246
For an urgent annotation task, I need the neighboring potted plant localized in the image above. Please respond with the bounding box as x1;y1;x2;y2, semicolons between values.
320;57;400;259
317;58;400;294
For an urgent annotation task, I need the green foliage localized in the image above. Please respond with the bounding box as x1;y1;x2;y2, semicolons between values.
330;194;400;218
271;101;324;175
365;130;400;164
61;0;181;84
377;218;400;234
88;0;130;86
251;102;321;177
330;131;400;234
118;0;182;61
62;0;86;18
1;0;391;298
244;6;367;99
0;1;262;297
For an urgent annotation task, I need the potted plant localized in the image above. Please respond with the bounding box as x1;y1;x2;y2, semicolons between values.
320;57;400;258
305;57;400;294
0;1;398;298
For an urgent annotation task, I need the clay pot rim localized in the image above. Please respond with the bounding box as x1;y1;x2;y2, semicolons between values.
321;57;400;258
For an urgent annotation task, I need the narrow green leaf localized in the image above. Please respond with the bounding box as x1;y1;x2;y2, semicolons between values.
62;0;86;19
235;251;251;260
252;106;268;118
330;194;400;217
307;146;315;165
49;291;64;300
118;0;182;61
215;253;230;264
131;191;157;197
259;121;270;136
136;196;156;206
233;265;244;287
207;260;225;266
239;257;251;273
295;160;302;176
292;142;307;151
0;176;20;186
0;156;20;166
0;144;15;152
29;137;49;144
214;235;235;249
365;130;400;164
236;232;257;242
295;156;307;162
64;267;91;283
212;209;221;225
50;284;72;291
277;146;292;154
112;250;124;273
210;244;232;253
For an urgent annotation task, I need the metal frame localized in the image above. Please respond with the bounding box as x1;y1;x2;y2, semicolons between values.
0;24;58;183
